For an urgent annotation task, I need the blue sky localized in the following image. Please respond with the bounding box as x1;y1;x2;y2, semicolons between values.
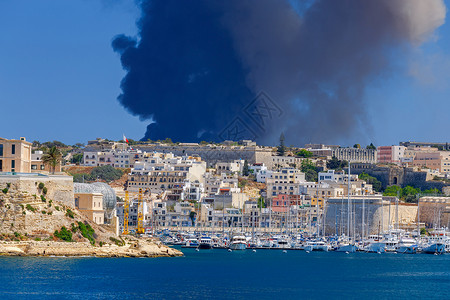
0;0;449;146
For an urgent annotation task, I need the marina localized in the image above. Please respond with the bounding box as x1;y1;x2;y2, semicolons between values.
160;226;450;255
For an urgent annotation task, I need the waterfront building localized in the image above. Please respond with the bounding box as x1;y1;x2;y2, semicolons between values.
74;192;105;224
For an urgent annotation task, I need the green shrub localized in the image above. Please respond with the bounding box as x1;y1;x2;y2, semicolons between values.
47;211;53;215
41;210;46;214
77;221;95;245
55;206;60;211
40;195;46;202
66;209;74;219
54;226;72;242
38;182;45;189
6;183;11;188
26;204;36;212
20;204;24;210
2;188;8;194
14;232;20;238
109;236;124;246
42;187;48;195
34;237;41;241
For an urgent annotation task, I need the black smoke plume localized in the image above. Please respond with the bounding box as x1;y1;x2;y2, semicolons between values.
113;0;445;145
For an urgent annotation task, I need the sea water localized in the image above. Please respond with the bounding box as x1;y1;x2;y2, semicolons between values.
0;248;449;299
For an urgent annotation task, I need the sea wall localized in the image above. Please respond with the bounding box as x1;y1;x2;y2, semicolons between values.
324;197;418;236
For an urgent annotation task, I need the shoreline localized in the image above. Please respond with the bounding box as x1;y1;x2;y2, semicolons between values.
0;239;183;258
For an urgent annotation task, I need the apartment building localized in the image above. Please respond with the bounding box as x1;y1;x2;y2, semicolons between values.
0;137;32;173
127;154;207;199
266;168;306;198
377;146;405;164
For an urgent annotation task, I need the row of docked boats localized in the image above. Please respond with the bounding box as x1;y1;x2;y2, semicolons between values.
159;227;450;254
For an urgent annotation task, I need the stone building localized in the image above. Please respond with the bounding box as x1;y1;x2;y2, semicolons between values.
0;137;32;173
332;148;377;164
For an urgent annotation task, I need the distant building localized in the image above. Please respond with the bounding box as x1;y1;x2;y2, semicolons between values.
377;146;405;165
31;150;62;173
332;148;377;164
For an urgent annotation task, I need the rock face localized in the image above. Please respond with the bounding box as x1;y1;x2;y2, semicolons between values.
0;238;182;257
0;177;182;258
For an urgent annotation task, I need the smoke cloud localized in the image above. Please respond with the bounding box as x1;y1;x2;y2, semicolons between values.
113;0;446;145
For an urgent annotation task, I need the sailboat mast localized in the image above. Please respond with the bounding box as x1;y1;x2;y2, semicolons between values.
347;162;351;239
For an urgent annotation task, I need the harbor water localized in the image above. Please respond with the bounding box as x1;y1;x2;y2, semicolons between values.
0;248;449;299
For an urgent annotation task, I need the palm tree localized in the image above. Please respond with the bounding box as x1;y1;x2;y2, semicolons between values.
41;146;62;174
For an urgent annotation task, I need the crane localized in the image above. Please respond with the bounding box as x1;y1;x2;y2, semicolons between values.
137;188;145;234
122;191;130;235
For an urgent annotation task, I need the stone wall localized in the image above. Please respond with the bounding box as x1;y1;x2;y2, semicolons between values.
324;197;418;236
0;175;74;208
350;163;448;191
418;197;450;228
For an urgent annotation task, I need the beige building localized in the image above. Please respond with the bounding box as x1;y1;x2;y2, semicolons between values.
332;148;377;164
266;168;306;199
0;137;32;173
74;192;104;224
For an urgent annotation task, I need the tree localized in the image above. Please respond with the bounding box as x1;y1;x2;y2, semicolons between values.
41;146;62;174
296;149;313;158
90;165;123;182
383;185;401;197
326;156;348;170
242;160;250;176
277;133;285;156
353;144;361;149
358;173;382;192
366;143;376;150
301;159;318;182
257;197;266;209
70;153;83;165
189;211;197;226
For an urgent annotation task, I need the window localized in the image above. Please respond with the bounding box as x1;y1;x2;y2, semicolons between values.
0;145;3;156
11;144;15;155
11;160;15;169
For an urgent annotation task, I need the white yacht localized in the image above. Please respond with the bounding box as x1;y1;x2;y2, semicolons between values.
229;235;247;250
304;240;330;252
198;236;213;249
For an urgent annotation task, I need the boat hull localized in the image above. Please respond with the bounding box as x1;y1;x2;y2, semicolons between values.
229;243;247;250
198;244;213;250
422;243;445;254
336;244;357;253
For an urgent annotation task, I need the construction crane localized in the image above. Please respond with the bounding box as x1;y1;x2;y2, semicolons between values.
122;191;130;235
137;188;145;234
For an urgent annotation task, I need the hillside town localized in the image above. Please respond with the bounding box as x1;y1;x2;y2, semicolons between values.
1;136;449;244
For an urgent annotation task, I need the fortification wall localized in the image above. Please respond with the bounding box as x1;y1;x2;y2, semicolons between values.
0;175;74;208
325;198;418;236
350;164;448;191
